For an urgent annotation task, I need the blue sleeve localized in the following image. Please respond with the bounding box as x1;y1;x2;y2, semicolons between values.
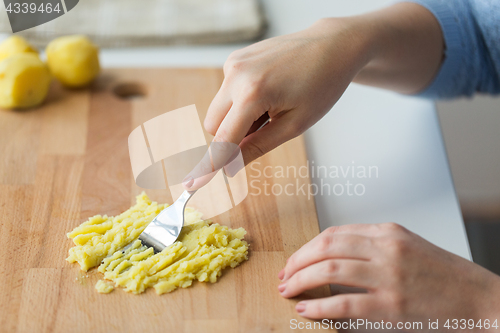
402;0;500;99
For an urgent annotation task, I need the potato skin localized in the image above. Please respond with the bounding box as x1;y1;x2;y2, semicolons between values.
0;53;51;109
0;36;38;63
46;35;100;88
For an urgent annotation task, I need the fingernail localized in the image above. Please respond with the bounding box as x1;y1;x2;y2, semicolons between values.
296;302;306;314
182;176;194;188
278;268;285;280
278;282;286;293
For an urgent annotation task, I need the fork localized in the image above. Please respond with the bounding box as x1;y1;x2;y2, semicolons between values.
138;190;196;253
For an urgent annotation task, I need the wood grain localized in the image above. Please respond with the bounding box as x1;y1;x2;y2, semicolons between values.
0;68;334;333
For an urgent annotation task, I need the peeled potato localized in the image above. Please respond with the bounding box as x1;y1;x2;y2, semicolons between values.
0;53;51;109
46;35;100;88
0;35;38;63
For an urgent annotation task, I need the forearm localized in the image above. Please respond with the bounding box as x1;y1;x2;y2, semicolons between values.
317;2;444;94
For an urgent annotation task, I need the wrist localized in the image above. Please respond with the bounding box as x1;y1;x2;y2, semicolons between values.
309;16;378;74
333;3;444;94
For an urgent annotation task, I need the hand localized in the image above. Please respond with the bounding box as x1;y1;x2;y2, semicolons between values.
278;223;500;330
184;17;371;190
184;2;444;191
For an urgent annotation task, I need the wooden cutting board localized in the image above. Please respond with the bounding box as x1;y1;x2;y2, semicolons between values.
0;68;334;333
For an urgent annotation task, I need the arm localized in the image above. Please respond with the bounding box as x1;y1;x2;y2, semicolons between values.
351;2;445;95
355;0;500;97
399;0;500;98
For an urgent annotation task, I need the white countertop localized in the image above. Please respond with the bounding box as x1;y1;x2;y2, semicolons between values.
307;83;471;260
4;0;470;259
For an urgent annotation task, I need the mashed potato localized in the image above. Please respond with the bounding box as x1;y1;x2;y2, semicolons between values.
95;279;114;293
67;192;249;294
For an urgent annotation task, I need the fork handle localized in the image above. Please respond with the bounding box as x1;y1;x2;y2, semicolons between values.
176;190;196;208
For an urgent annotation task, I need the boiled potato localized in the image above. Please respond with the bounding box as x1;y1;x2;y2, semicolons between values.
0;53;51;109
46;35;100;88
0;35;38;63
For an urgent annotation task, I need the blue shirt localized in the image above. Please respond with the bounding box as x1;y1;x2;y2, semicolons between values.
405;0;500;98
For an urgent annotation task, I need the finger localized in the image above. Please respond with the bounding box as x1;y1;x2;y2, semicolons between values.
183;102;264;190
280;259;376;298
182;169;218;191
185;100;266;190
296;294;379;319
283;233;375;282
322;224;383;237
221;112;269;178
239;111;300;164
182;142;239;191
204;82;232;136
213;100;265;145
283;224;382;270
